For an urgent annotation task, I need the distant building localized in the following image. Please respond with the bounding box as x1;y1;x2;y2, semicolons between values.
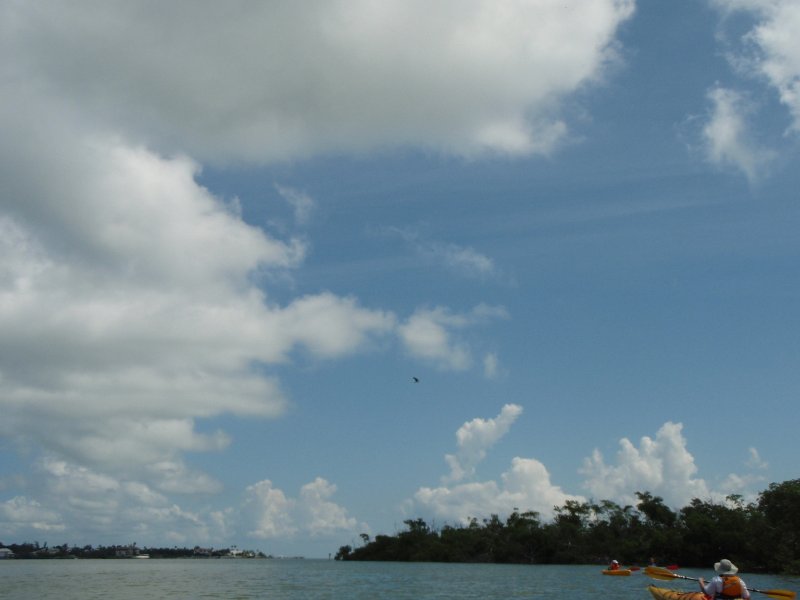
0;548;15;559
115;544;143;558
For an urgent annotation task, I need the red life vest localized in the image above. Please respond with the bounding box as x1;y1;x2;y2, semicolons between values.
717;575;745;599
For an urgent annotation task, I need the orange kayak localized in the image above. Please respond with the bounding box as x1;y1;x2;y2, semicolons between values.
602;569;632;576
648;586;705;600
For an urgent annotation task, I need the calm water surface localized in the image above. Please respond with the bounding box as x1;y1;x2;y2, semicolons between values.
1;560;797;600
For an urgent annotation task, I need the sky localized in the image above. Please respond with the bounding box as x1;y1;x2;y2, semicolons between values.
1;0;799;558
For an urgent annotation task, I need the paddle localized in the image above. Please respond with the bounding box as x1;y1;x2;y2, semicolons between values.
644;566;796;600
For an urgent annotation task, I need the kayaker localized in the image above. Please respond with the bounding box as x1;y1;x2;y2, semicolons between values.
699;559;751;600
609;560;620;571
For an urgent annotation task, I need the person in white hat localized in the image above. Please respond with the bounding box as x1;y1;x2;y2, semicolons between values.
699;559;751;600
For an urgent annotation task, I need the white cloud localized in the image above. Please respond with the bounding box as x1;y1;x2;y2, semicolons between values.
147;460;224;495
379;227;500;280
242;477;359;540
483;352;503;379
501;457;585;516
423;242;497;279
1;459;361;545
0;75;410;481
399;305;508;370
415;458;582;523
712;0;800;132
0;496;65;534
745;447;768;470
0;0;634;546
274;293;397;360
444;404;523;483
399;309;473;370
580;421;712;508
0;458;226;544
1;0;635;163
0;105;492;540
412;404;582;522
243;480;298;539
275;185;315;226
0;114;401;500
701;86;775;180
715;447;768;501
718;473;765;501
299;478;358;536
413;418;773;530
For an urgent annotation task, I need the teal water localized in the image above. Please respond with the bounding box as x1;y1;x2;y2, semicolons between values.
1;561;797;600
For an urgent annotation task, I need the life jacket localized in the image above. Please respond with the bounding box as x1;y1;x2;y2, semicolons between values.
716;575;744;599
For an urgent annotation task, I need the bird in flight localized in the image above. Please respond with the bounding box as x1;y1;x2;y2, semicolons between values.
412;377;419;383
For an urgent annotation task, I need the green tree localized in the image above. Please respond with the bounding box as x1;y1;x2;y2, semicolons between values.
636;492;677;528
678;498;749;567
334;545;352;560
757;479;800;573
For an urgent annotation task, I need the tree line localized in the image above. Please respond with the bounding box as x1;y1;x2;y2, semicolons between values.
0;542;268;559
335;479;800;574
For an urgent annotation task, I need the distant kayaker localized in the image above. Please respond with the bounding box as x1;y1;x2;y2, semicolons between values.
609;560;620;571
699;559;751;600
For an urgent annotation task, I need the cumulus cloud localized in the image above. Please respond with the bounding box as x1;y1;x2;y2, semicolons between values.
0;0;635;545
243;477;360;540
0;145;395;464
0;496;64;534
701;86;775;180
0;457;226;543
411;417;771;527
415;458;583;524
444;404;523;483
412;405;582;522
1;0;634;163
399;305;509;370
243;480;298;539
0;69;411;476
0;107;403;505
299;478;359;536
712;0;800;132
2;463;362;544
580;421;712;508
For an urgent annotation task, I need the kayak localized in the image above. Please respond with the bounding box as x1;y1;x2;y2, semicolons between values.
603;569;632;576
648;585;705;600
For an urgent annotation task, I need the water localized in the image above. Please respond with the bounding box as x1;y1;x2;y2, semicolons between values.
1;561;797;600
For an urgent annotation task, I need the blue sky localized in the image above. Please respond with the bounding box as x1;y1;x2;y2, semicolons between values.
1;1;799;558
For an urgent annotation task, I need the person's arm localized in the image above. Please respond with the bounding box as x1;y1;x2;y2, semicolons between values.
740;579;751;599
700;577;716;598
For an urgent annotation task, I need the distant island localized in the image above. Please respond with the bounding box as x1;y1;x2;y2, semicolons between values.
0;542;291;560
335;479;800;575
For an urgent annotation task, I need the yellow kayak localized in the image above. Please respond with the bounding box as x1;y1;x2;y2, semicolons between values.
648;585;706;600
602;569;632;576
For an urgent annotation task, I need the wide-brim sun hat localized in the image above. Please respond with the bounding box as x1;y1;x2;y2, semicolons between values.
715;559;738;575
